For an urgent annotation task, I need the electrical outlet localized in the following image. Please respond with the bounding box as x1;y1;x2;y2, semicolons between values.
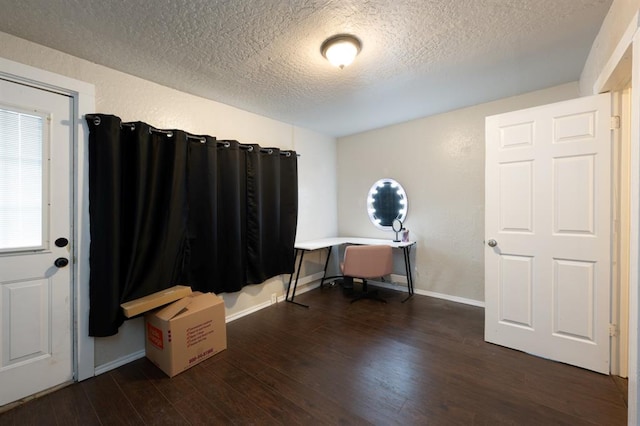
271;293;277;305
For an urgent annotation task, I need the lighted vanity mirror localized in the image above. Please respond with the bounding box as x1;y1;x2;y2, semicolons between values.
367;178;408;230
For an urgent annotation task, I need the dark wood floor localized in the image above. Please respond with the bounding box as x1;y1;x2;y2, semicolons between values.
0;284;628;425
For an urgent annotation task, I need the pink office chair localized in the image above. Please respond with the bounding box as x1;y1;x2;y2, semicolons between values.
341;245;393;303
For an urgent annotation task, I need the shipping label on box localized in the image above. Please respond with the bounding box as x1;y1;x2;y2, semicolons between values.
144;292;227;377
147;322;164;349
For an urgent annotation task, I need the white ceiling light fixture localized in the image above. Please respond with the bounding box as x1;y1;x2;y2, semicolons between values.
321;34;362;69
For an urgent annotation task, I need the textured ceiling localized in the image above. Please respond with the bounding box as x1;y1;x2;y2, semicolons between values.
0;0;612;137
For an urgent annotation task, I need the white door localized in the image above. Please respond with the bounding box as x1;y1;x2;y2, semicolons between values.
485;93;611;374
0;78;73;406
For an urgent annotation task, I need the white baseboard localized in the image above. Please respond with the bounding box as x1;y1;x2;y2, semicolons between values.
286;271;324;294
376;274;485;308
416;290;485;308
225;300;272;323
94;349;145;376
225;271;325;323
291;271;326;288
390;273;408;284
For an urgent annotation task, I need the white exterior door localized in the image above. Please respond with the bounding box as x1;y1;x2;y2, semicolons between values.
0;78;74;405
485;93;612;374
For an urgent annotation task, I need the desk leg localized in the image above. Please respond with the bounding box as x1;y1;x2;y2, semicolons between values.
401;246;414;303
285;249;300;301
286;249;309;308
320;246;333;288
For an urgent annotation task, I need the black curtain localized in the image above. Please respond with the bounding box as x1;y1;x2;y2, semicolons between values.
246;145;298;282
86;114;298;337
185;136;219;292
247;144;279;283
87;115;188;336
214;140;247;293
278;151;298;274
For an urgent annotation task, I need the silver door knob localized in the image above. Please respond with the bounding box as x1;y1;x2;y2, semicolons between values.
487;239;497;247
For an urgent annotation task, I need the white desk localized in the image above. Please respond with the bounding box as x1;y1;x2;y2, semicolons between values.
286;237;416;307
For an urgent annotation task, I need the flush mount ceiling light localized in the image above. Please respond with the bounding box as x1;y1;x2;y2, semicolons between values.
320;34;362;69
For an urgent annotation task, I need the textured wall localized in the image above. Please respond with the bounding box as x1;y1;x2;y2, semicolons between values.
0;31;337;368
337;82;580;303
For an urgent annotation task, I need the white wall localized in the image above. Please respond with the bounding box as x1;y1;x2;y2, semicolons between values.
0;31;337;370
580;0;639;94
337;82;579;303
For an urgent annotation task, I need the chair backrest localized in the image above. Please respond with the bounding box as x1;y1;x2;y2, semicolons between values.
341;245;393;279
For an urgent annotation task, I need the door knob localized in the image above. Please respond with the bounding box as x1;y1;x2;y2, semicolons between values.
487;239;498;247
54;257;69;268
55;237;69;248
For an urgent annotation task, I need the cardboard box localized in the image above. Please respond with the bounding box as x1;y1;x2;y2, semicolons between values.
144;292;227;377
121;285;193;318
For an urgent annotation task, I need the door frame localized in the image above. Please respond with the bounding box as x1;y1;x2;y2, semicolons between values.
631;31;640;426
0;57;96;382
588;12;640;424
610;87;631;378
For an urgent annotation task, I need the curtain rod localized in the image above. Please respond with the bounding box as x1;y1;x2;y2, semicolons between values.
86;114;299;157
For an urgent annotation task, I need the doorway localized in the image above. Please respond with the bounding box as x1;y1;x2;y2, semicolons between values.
0;57;95;408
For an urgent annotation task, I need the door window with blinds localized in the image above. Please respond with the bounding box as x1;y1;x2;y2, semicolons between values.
0;105;49;252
